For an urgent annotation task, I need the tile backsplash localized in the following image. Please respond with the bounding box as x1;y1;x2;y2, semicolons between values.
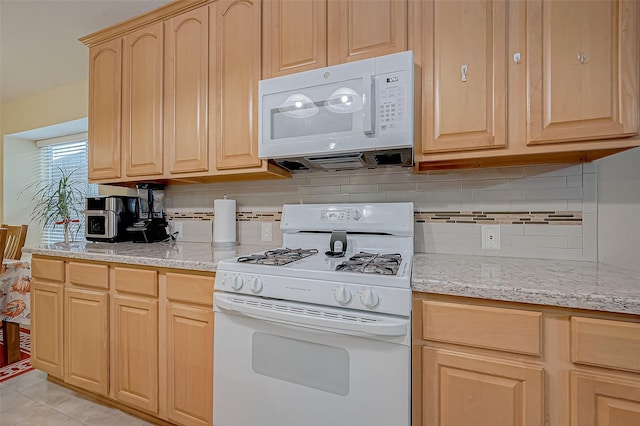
166;163;597;261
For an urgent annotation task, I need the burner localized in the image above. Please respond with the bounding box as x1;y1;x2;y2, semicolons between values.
238;248;318;266
335;252;402;275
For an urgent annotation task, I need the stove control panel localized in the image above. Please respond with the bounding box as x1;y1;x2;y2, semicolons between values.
214;270;411;316
320;208;361;222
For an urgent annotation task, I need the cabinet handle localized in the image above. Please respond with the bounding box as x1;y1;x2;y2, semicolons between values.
577;53;587;64
513;53;521;64
461;64;468;82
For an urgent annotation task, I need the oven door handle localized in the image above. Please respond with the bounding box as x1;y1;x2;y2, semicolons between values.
214;293;408;337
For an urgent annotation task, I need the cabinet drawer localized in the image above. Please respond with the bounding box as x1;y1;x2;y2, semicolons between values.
571;316;640;373
422;300;541;355
31;257;65;282
114;267;158;297
68;262;109;290
166;272;214;306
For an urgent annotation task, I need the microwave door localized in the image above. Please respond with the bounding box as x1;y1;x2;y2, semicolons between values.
261;77;375;158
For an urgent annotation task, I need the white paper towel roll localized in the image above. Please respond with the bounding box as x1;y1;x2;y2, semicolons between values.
214;198;237;246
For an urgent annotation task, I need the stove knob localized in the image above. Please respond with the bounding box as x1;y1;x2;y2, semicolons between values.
231;275;244;291
360;288;380;309
250;277;263;293
334;286;352;305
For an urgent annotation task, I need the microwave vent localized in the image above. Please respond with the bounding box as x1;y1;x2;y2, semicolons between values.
273;148;413;172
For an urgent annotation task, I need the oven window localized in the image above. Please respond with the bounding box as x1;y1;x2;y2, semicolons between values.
252;332;350;396
87;217;106;235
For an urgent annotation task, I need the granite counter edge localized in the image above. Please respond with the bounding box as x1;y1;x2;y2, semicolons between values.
25;248;218;273
412;280;640;316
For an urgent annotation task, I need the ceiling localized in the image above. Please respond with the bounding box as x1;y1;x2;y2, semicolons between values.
0;0;171;103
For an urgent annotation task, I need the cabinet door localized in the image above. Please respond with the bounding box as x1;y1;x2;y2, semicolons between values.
122;22;164;177
263;0;327;77
423;347;543;426
210;0;262;170
88;39;122;180
571;371;640;426
527;0;639;144
113;295;158;413
420;0;507;153
64;288;109;395
30;280;64;378
166;304;213;426
165;7;210;175
327;0;407;65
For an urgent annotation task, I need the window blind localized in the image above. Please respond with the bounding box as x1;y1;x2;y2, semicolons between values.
40;139;98;243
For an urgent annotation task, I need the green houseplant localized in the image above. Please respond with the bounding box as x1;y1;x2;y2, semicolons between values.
23;167;86;243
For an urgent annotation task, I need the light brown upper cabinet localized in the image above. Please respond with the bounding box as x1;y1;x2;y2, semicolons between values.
88;39;122;181
122;23;164;178
263;0;407;78
164;7;210;175
210;0;263;170
419;0;507;154
414;0;640;171
81;0;289;185
526;0;639;145
263;0;327;77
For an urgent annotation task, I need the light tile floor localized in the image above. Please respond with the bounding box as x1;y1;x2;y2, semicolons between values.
0;370;156;425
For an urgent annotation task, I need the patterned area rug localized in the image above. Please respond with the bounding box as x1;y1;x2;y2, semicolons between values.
0;327;34;383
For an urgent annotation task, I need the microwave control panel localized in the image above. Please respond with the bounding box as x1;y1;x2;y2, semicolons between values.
376;71;406;132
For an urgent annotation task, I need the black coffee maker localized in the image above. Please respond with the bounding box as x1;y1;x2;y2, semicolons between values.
127;183;170;243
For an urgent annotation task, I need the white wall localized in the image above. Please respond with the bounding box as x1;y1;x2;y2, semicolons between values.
2;136;43;248
0;79;88;223
596;146;640;272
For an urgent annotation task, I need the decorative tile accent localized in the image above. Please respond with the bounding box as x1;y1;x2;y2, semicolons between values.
415;210;582;225
167;211;283;222
168;210;582;225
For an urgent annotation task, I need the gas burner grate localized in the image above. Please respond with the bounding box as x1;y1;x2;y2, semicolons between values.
335;252;402;275
237;248;318;266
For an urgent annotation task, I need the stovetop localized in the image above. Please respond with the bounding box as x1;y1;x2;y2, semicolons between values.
238;248;319;266
237;248;403;276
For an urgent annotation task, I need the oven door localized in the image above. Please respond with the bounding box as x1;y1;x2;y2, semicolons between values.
213;292;410;426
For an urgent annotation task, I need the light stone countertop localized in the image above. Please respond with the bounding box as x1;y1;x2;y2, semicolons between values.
24;241;271;273
412;253;640;315
24;244;640;315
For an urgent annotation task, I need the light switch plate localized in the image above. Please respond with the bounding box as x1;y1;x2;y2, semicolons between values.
261;222;273;242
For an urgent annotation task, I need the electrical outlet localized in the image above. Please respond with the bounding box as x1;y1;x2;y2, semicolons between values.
261;222;273;242
481;225;501;250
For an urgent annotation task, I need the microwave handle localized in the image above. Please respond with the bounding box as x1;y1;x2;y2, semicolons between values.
362;74;375;135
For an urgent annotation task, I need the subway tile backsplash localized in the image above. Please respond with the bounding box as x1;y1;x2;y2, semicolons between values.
166;164;597;261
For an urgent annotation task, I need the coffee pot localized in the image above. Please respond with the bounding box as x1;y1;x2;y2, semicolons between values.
126;183;170;243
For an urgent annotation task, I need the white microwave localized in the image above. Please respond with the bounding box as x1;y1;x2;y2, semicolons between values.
258;51;414;172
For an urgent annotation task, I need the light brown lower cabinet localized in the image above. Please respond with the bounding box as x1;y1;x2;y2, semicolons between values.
30;258;66;378
413;293;640;426
30;280;64;378
167;303;214;426
113;295;159;413
423;348;543;426
64;287;109;395
571;371;640;426
30;256;214;426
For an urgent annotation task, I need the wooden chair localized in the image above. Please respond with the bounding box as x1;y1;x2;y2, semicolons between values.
1;224;28;260
0;228;7;264
0;227;21;365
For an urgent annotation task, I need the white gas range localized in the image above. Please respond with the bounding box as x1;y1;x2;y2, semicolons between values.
213;203;413;426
